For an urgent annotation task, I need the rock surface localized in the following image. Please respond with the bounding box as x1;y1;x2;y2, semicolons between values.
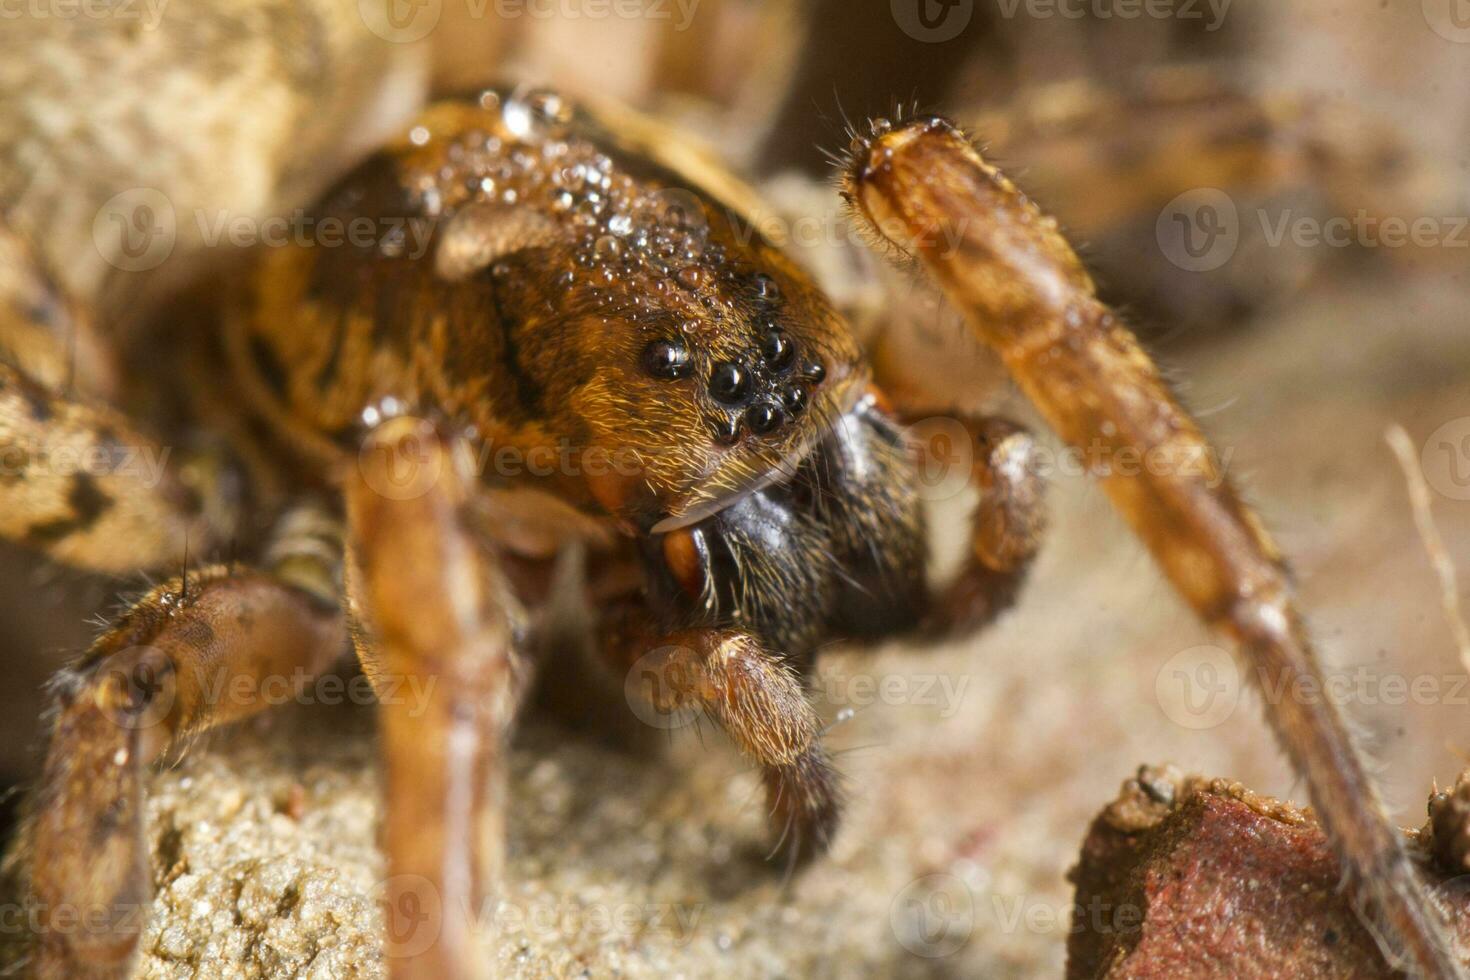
1068;767;1470;979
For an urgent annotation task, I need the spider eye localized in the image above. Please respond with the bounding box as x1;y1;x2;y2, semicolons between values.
760;327;794;371
779;383;808;415
744;401;785;435
711;413;741;445
709;361;750;404
642;339;691;380
753;273;781;303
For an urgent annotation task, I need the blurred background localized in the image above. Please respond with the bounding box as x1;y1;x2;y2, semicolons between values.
1;0;1469;975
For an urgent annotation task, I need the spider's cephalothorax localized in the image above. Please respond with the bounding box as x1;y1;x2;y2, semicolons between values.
7;43;1463;980
235;87;934;671
236;88;868;534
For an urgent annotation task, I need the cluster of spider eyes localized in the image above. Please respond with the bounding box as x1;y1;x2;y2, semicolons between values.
641;318;824;444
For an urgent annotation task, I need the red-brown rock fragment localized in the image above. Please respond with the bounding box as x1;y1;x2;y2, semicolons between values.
1068;765;1470;979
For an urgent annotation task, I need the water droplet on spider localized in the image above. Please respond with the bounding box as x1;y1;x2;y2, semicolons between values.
593;235;622;260
558;165;587;192
502;88;572;140
408;125;431;147
608;213;633;236
754;273;781;302
501;98;534;139
553;191;574;211
529;90;573;127
500;188;519;205
575;199;604;224
677;266;710;291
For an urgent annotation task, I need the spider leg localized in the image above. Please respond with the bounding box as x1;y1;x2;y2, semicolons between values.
345;416;526;980
914;414;1046;638
844;118;1466;978
0;234;222;573
23;503;345;979
602;604;839;863
0;359;225;573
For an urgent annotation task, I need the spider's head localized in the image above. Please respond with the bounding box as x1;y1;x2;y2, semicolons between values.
416;94;868;533
526;208;869;535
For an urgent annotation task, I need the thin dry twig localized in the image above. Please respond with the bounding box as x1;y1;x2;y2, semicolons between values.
1386;423;1470;674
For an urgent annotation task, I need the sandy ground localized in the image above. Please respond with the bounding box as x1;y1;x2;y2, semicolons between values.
0;269;1468;977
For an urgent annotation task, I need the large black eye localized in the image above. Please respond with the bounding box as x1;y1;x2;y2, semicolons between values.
760;327;794;371
642;339;691;380
709;361;750;404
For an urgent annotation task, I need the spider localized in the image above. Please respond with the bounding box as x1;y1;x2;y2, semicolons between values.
0;5;1462;979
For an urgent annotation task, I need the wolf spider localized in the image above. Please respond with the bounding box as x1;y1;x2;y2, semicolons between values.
0;14;1463;980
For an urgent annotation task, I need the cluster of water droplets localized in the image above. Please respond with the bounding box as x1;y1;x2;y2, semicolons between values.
400;87;751;330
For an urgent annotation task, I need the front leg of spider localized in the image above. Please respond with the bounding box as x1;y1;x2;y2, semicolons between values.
844;115;1466;978
346;416;526;980
25;507;345;979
